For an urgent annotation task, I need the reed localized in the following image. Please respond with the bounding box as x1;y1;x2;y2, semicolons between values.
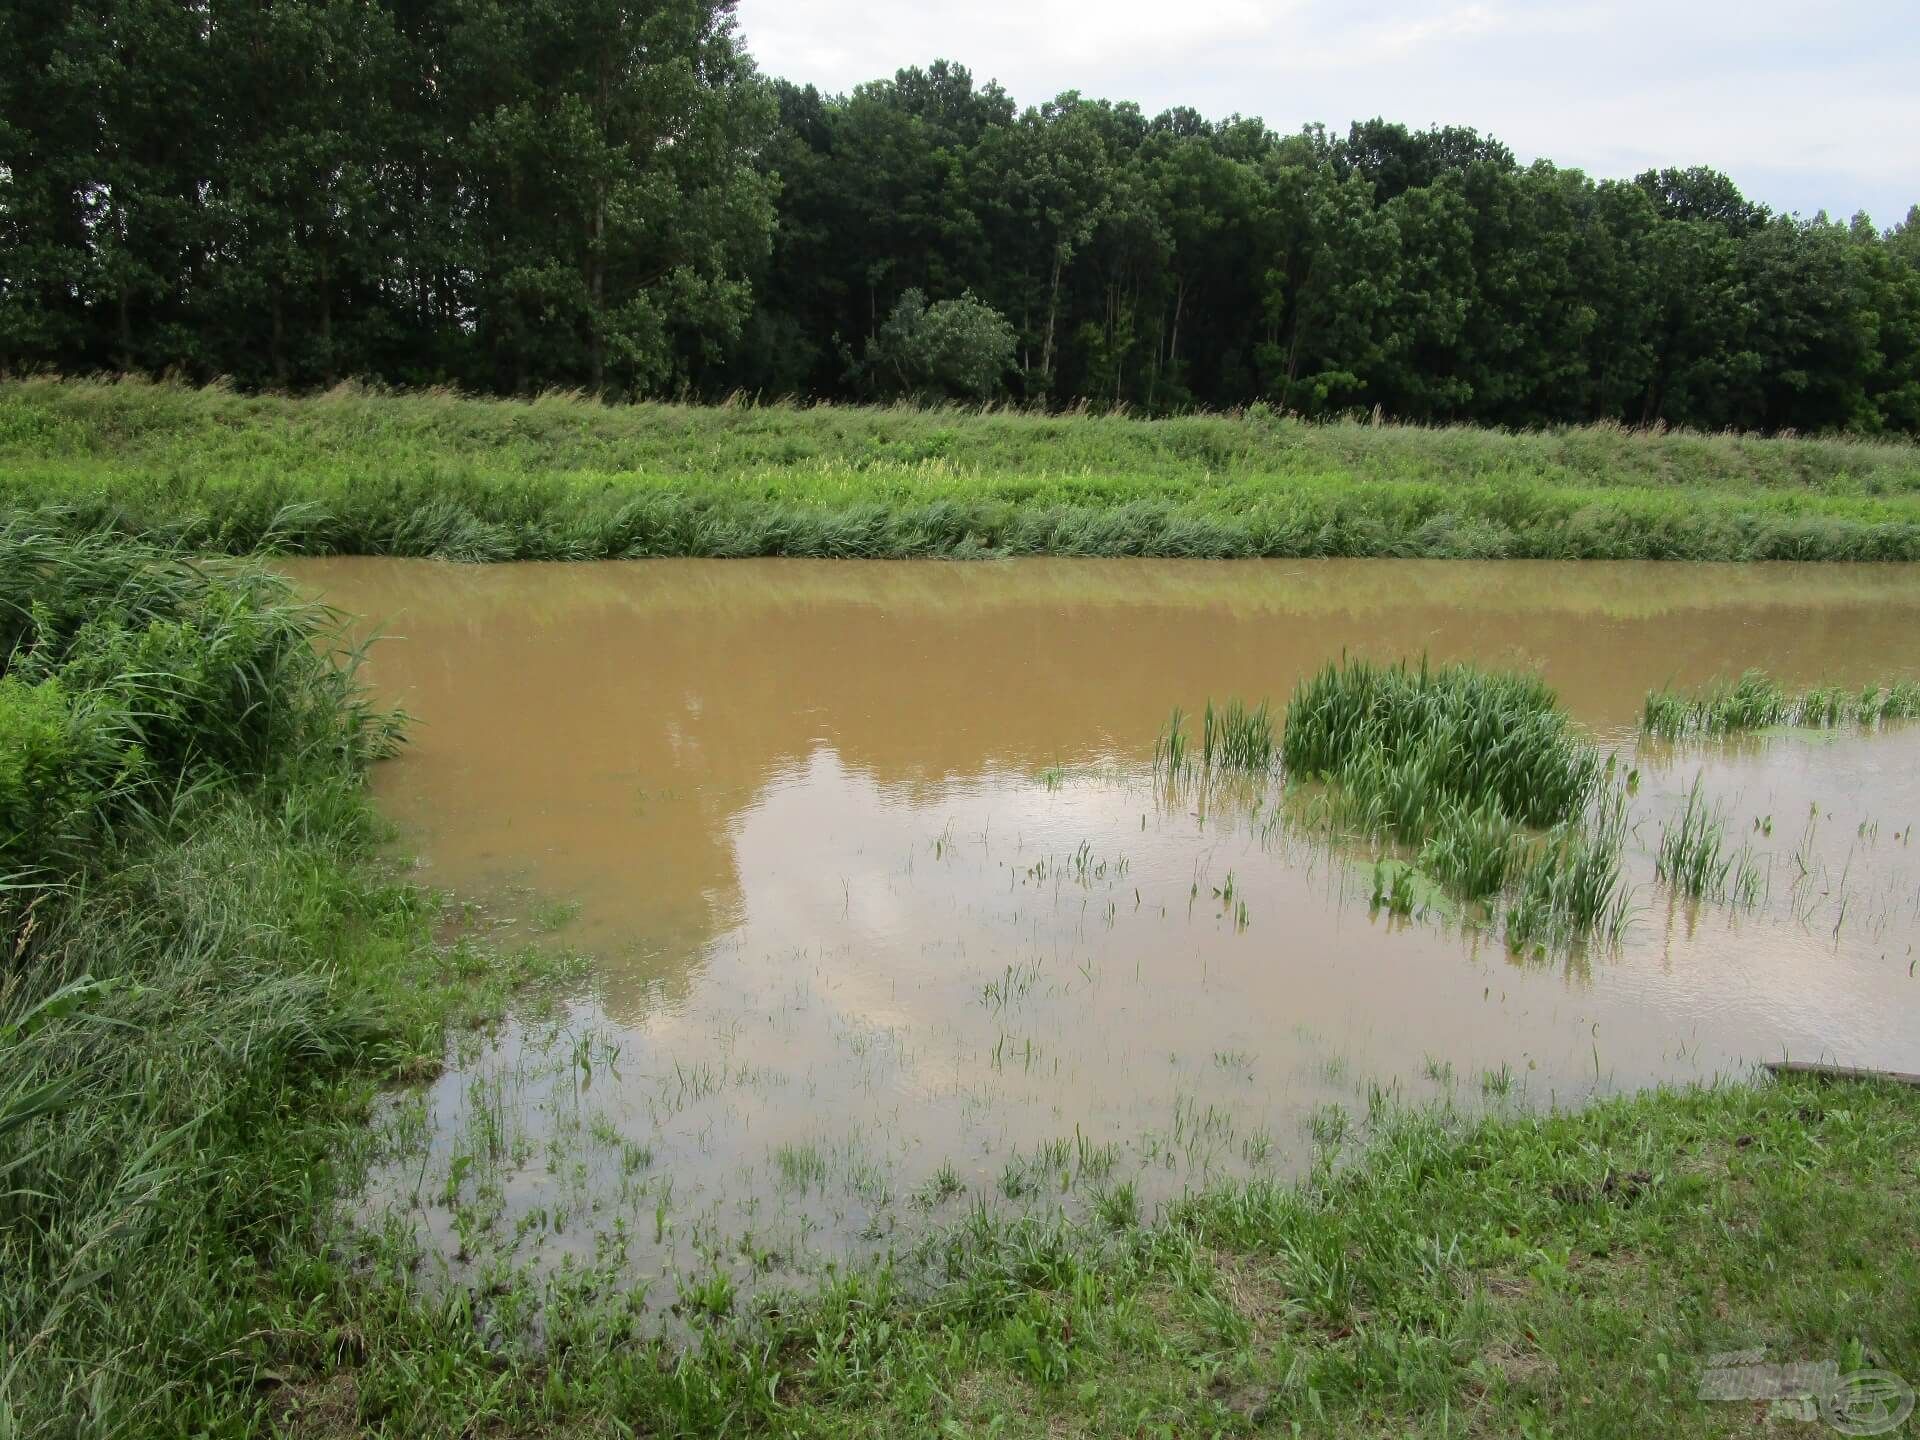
1643;669;1920;739
1503;786;1633;952
1655;775;1734;899
1283;656;1599;831
1200;697;1274;773
1154;697;1273;775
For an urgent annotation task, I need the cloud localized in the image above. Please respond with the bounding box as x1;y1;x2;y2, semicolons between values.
733;0;1919;223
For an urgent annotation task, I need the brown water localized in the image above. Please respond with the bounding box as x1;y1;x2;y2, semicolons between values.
287;557;1920;1311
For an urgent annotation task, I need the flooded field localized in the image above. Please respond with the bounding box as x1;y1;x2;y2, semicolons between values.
287;557;1920;1315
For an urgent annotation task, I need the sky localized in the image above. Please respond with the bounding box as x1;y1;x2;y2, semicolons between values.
733;0;1919;228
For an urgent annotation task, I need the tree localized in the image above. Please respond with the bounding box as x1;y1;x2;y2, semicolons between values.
865;289;1014;400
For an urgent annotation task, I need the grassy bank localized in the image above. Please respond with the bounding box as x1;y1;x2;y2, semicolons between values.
7;378;1920;561
0;524;553;1434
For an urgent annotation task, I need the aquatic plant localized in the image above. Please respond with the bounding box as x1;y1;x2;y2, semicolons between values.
1415;801;1520;901
1154;697;1273;776
1200;697;1274;773
1283;656;1599;832
1643;669;1920;739
1655;775;1734;899
1502;787;1633;953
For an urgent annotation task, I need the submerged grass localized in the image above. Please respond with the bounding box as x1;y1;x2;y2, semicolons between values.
197;1075;1920;1437
1656;776;1736;900
1643;669;1920;739
1281;657;1628;943
9;377;1920;561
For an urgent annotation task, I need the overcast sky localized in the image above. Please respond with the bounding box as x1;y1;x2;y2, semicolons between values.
734;0;1918;228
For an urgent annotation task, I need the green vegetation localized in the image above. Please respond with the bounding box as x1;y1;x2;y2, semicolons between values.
7;0;1920;434
0;524;563;1433
1283;658;1631;944
1156;697;1275;776
1644;668;1920;738
1283;657;1599;832
10;380;1920;562
1656;778;1737;899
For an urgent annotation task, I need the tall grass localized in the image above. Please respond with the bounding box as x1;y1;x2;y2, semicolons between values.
0;522;398;884
1643;669;1920;738
1153;698;1274;776
1503;785;1633;952
1281;657;1631;943
0;520;439;1434
1655;776;1734;899
7;378;1920;561
1283;657;1599;833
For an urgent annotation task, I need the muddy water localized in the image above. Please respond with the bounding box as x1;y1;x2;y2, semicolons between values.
287;557;1920;1307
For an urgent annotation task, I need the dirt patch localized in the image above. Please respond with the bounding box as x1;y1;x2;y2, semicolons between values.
266;1372;360;1440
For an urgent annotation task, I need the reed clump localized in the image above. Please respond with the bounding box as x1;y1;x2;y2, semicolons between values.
1654;775;1734;899
1282;657;1628;941
1642;669;1920;739
1282;657;1600;835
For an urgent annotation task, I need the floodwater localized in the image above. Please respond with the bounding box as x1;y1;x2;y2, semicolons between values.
285;557;1920;1310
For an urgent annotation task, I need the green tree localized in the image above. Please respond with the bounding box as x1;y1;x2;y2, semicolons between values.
865;288;1015;400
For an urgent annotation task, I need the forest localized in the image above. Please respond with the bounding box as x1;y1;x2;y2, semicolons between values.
4;0;1920;433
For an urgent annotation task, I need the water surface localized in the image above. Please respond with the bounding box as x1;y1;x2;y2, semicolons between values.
287;557;1920;1307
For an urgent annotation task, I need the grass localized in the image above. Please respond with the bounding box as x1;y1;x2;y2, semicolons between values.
1644;669;1920;739
1283;657;1599;833
1282;657;1630;944
8;377;1920;561
1656;777;1736;900
241;1074;1920;1437
0;525;565;1433
1154;698;1275;776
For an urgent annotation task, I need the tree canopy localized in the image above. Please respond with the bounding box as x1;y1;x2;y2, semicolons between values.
3;16;1917;432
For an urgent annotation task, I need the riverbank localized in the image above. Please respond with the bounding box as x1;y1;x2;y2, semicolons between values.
7;378;1920;561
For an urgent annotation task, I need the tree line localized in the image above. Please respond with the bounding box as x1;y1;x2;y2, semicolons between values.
5;3;1919;432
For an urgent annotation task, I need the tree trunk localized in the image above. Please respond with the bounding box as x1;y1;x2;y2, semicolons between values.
1040;246;1064;389
588;189;606;393
116;286;134;372
270;284;287;386
1168;275;1185;381
319;252;335;386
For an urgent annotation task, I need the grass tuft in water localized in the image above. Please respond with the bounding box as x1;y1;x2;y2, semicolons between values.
1655;775;1735;899
1643;668;1920;738
1155;697;1272;776
1284;656;1599;834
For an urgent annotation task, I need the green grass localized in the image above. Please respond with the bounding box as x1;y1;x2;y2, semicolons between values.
1281;659;1634;946
1656;777;1736;900
1644;669;1920;739
1154;697;1275;776
1283;657;1600;833
8;377;1920;560
238;1074;1920;1438
0;526;553;1434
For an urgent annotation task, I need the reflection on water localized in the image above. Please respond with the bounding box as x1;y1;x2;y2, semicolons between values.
285;557;1920;1309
